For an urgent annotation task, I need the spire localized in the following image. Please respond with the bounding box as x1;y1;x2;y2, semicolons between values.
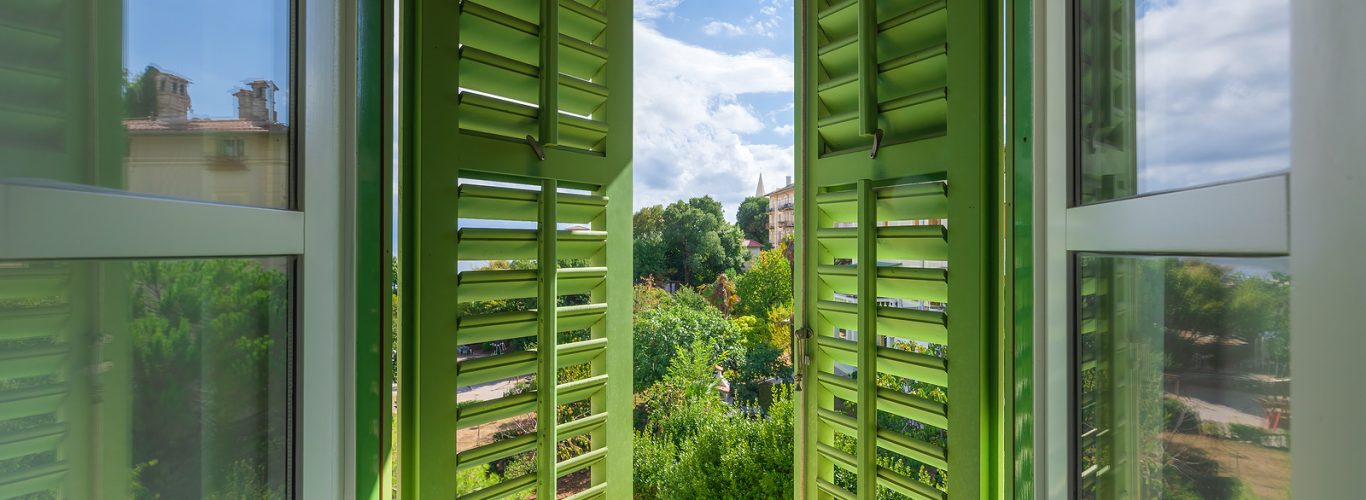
756;173;766;197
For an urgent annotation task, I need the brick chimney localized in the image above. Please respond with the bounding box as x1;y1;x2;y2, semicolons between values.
234;80;279;123
150;68;191;122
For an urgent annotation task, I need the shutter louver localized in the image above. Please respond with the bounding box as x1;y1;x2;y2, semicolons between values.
797;0;992;498
410;0;630;498
0;263;80;497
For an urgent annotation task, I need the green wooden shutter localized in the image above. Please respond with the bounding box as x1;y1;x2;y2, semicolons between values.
0;1;126;497
406;0;631;498
794;0;994;498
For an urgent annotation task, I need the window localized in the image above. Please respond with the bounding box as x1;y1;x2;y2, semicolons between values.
1075;255;1289;498
0;0;292;209
0;0;352;495
221;137;247;159
1049;0;1296;498
1076;0;1290;204
0;258;294;499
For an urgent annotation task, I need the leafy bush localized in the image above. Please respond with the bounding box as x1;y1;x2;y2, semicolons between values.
1164;398;1201;434
1228;423;1267;444
735;244;793;318
633;302;743;391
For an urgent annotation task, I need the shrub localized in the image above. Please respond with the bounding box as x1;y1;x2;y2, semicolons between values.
633;302;743;391
1228;423;1267;444
1163;398;1201;434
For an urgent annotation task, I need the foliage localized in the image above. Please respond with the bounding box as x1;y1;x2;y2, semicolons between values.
123;66;158;118
1163;397;1201;434
736;196;771;247
634;231;670;282
633;198;748;286
633;301;743;391
765;302;796;361
633;280;670;314
701;272;740;316
634;363;795;500
735;243;793;318
633;204;665;236
128;259;290;498
455;465;503;497
664;286;712;312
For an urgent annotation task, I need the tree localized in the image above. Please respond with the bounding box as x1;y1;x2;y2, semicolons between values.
633;300;744;390
128;259;290;498
659;197;747;286
634;204;665;237
735;243;794;318
736;196;771;247
702;272;739;316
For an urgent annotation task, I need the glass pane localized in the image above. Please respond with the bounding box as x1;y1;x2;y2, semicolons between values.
0;257;293;498
1075;254;1290;499
1076;0;1290;204
0;0;292;209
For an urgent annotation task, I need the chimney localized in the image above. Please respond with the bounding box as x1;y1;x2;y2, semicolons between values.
785;175;793;187
150;69;191;122
235;80;279;123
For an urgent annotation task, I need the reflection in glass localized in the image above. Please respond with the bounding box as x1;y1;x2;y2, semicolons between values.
0;258;292;498
0;0;291;208
1076;255;1290;499
1077;0;1290;203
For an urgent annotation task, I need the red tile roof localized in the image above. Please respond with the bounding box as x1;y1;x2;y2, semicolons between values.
123;118;285;132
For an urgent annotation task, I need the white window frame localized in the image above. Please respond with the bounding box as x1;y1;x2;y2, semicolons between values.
0;0;357;495
1032;0;1366;497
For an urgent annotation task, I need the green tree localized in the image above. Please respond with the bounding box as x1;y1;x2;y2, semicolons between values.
128;259;290;498
736;196;771;247
633;204;665;237
735;243;794;318
633;300;744;390
658;197;748;286
123;66;158;118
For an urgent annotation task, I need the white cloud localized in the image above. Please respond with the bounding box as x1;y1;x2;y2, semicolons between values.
772;124;794;135
634;22;794;219
702;21;745;37
1131;0;1290;193
634;0;683;21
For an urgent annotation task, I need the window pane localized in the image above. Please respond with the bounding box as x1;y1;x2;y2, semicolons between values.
0;0;292;209
0;257;293;498
1075;255;1290;499
1076;0;1290;204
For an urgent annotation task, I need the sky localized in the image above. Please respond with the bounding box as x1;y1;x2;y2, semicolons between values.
124;0;292;122
632;0;796;220
120;0;1290;216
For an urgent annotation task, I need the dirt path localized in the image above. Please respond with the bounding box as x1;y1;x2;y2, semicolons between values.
1165;433;1291;499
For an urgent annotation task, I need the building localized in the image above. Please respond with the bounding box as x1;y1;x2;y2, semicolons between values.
763;175;795;245
123;68;290;208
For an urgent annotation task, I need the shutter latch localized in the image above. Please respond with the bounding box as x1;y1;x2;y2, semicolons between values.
525;135;547;161
792;324;812;392
869;128;884;159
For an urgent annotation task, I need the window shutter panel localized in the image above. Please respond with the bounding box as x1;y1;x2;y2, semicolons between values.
0;1;125;497
408;1;630;498
795;0;993;498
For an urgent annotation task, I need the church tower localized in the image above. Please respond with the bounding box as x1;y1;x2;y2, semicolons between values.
755;173;765;197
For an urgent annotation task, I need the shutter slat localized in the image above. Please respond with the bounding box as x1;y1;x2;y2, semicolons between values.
816;300;948;346
457;304;607;345
456;433;536;471
815;335;947;387
458;472;538;500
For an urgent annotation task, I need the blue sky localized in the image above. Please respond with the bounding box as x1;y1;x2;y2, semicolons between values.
632;0;796;217
124;0;291;121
